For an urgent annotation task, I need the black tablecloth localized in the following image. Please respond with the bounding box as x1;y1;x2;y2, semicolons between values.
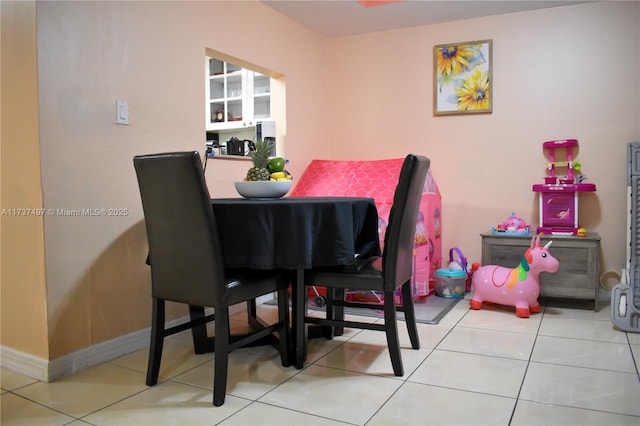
211;196;381;270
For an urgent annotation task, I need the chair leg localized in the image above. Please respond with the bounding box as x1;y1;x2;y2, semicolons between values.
401;280;420;349
189;305;210;354
277;287;291;367
213;306;230;406
383;291;404;376
146;298;165;386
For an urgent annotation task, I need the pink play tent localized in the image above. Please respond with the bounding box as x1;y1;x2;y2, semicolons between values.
290;158;442;302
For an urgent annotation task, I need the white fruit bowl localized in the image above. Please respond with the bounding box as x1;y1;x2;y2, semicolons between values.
234;180;291;199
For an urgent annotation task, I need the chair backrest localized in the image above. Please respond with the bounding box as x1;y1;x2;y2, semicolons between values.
382;154;430;291
133;151;225;306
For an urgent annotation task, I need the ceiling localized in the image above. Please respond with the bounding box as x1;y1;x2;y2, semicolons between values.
261;0;597;38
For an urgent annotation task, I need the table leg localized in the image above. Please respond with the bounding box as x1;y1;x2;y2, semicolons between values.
292;268;307;369
247;299;259;330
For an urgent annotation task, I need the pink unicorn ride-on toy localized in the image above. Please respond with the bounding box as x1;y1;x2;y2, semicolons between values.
470;234;559;318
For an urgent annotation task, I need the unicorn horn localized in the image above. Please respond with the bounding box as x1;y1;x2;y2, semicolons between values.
544;240;553;249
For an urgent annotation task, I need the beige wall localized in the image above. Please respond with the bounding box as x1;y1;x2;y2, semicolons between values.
328;1;640;272
1;0;639;365
1;0;49;359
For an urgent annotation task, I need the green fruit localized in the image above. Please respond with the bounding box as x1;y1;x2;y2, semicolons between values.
267;157;285;173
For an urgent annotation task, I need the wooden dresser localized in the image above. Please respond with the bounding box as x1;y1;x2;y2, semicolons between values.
480;232;601;310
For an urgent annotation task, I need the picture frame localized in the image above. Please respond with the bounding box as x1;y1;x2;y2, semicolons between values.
434;39;492;116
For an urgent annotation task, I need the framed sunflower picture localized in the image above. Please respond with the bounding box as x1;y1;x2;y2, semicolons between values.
434;39;492;115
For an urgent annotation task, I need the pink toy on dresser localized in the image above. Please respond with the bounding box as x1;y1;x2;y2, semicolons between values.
470;234;559;318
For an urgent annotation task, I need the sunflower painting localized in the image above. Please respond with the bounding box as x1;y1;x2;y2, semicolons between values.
434;40;492;115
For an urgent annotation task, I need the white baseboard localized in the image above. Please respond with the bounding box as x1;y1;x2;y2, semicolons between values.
0;303;251;382
0;347;49;382
1;324;153;382
49;327;151;381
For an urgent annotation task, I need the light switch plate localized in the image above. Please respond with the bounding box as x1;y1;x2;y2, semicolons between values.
116;100;129;125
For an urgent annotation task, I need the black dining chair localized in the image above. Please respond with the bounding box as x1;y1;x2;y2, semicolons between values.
305;154;430;376
133;151;290;406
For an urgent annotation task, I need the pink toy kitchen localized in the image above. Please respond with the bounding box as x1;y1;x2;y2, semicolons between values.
532;139;596;235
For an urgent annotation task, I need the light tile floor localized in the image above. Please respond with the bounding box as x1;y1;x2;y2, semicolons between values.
2;296;639;425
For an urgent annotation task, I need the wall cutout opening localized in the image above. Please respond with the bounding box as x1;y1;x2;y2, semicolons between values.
204;48;286;160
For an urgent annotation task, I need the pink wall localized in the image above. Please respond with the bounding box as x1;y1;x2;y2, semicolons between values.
33;0;329;360
327;1;639;271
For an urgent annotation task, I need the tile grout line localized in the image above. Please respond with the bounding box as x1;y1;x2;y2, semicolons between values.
506;300;548;425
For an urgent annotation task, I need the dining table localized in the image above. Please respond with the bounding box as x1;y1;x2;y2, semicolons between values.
211;196;381;369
